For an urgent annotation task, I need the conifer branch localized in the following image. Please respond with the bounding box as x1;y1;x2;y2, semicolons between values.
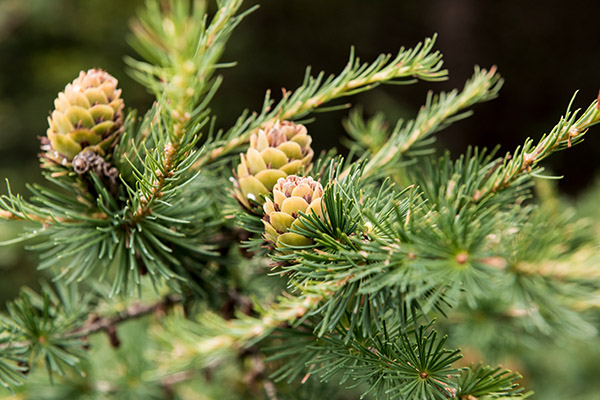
0;179;107;227
196;35;448;168
155;277;351;375
355;66;503;179
0;294;180;351
127;0;252;219
474;93;600;202
0;208;55;224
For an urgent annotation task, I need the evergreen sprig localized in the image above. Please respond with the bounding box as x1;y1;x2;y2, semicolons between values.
475;93;600;202
0;326;27;391
298;324;463;400
455;365;531;399
0;283;93;390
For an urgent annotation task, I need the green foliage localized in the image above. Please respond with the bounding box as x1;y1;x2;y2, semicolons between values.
455;365;530;399
0;283;93;391
0;326;27;391
1;0;600;398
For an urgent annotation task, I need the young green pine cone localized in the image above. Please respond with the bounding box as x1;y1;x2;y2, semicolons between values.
263;175;323;248
234;121;314;210
45;69;124;162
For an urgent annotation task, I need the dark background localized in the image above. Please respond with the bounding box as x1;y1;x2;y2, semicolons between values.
1;0;600;296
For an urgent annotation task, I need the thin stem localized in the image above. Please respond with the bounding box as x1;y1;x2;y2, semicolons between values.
0;294;181;350
474;94;600;203
195;38;447;169
71;294;181;337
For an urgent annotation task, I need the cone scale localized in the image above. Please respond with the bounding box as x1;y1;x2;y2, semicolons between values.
45;69;125;163
233;121;314;210
262;175;324;248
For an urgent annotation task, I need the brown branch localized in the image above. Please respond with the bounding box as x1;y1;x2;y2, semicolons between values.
0;208;74;225
0;294;181;351
71;294;181;338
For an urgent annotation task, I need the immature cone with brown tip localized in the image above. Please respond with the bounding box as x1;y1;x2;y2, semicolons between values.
263;175;324;248
45;69;124;162
233;121;314;210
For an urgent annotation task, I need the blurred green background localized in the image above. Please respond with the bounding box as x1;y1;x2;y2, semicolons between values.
1;0;600;398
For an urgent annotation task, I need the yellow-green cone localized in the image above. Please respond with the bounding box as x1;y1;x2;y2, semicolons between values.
233;121;314;210
263;175;324;248
45;69;124;162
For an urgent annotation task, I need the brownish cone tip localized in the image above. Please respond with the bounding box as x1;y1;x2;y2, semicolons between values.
45;68;124;163
233;120;314;211
262;175;324;249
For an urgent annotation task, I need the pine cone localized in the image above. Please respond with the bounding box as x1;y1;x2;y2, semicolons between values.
234;121;313;210
263;175;323;248
45;69;124;162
